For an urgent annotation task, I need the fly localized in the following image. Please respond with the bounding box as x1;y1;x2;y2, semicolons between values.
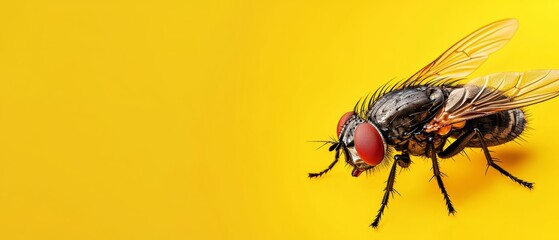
309;19;559;228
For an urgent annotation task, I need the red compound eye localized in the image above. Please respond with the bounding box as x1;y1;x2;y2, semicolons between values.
354;123;385;166
337;112;355;136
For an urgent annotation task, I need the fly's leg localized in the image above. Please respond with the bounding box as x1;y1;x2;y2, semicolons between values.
308;147;340;178
472;128;534;189
438;129;477;159
395;153;412;168
371;157;399;228
428;137;456;215
438;128;533;189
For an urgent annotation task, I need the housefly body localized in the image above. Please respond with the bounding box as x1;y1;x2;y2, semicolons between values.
309;19;559;228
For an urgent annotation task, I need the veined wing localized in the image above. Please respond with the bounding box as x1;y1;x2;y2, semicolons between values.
426;70;559;130
399;19;518;88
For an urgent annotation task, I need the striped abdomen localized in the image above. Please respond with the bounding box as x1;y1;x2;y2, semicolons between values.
459;109;526;147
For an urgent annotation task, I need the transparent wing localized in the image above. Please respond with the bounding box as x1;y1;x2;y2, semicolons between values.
434;70;559;125
399;19;518;88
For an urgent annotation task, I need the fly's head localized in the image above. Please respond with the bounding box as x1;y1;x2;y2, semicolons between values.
335;111;389;177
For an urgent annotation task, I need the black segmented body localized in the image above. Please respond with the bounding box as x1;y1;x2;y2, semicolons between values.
457;109;526;147
368;86;526;157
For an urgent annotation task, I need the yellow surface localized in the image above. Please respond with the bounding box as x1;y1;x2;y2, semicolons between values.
1;1;559;239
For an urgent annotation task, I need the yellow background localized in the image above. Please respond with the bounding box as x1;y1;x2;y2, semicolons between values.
0;0;559;239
